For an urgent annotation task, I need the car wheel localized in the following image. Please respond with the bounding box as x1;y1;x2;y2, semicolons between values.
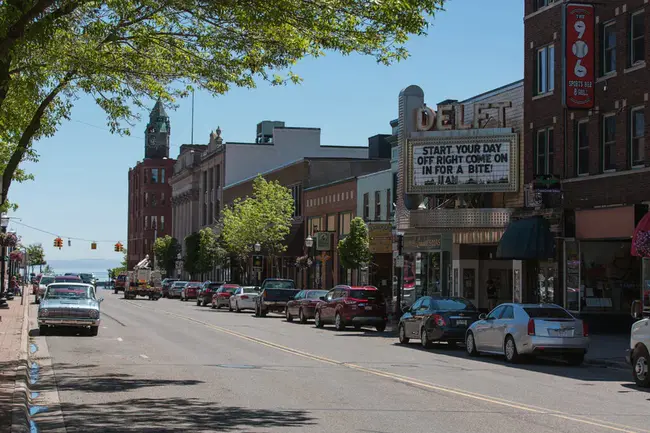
196;299;201;306
286;308;293;322
255;304;260;317
398;324;409;344
314;310;324;328
39;325;48;336
89;326;99;337
216;303;221;309
235;302;241;313
202;300;207;307
334;313;345;331
299;308;306;324
420;327;433;348
633;345;650;387
504;335;520;363
229;304;233;312
211;302;216;309
466;331;479;356
376;322;386;332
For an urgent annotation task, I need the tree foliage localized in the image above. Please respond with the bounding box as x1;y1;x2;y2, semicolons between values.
0;0;446;210
153;235;181;276
220;176;294;262
108;249;128;279
184;228;226;278
337;217;371;269
25;243;46;269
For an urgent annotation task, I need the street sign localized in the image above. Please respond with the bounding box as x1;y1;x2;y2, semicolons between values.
395;255;404;267
252;255;263;271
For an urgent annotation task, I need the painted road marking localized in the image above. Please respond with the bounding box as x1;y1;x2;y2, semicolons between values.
116;337;123;342
123;300;645;433
139;354;149;359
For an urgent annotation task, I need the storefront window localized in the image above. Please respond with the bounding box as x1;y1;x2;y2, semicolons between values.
403;252;441;298
579;241;639;314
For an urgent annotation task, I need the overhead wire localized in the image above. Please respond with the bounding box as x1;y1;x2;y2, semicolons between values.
10;220;150;244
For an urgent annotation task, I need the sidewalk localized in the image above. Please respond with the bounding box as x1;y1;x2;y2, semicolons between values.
0;293;30;433
585;333;630;369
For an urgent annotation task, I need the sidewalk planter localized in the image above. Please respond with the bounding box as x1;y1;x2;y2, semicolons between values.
0;232;18;247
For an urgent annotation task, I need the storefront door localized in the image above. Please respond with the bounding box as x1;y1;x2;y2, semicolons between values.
564;239;581;313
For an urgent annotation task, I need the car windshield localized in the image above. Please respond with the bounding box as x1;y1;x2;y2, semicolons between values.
224;286;240;293
55;277;80;283
348;290;384;302
524;307;573;319
40;276;55;286
307;290;328;299
208;283;224;289
264;280;295;289
431;298;476;311
173;282;187;287
117;275;126;281
242;287;260;294
45;286;92;300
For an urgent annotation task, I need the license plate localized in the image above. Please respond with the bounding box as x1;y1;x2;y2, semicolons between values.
365;306;373;311
456;319;468;326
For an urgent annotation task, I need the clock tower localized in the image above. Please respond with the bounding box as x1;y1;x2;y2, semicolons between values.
144;98;171;159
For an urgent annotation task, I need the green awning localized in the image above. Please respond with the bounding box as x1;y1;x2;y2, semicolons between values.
496;216;556;260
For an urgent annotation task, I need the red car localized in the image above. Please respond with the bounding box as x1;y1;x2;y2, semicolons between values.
314;285;387;332
285;289;329;323
180;282;202;301
211;284;240;309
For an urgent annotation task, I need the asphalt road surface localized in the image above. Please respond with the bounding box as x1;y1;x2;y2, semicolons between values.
27;291;650;433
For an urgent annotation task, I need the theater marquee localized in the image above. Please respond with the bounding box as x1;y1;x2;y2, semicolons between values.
405;132;519;194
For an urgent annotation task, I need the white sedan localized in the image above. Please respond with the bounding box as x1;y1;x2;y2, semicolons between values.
229;286;261;312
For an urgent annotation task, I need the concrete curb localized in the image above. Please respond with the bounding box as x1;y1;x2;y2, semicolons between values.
10;297;31;433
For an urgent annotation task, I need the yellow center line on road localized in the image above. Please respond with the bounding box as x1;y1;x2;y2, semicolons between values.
122;300;645;433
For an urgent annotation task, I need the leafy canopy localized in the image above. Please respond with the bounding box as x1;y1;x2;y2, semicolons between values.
337;217;371;269
220;176;294;258
184;228;226;278
153;235;181;276
0;0;446;209
26;243;46;267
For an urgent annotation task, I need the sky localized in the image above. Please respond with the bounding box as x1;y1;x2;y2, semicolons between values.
7;0;524;265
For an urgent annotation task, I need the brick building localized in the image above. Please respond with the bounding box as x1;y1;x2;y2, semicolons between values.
524;0;649;330
127;100;175;269
223;156;391;286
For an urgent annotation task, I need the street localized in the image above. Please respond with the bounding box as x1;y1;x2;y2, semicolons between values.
27;292;650;433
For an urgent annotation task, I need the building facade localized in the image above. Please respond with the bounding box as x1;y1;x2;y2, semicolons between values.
394;81;525;311
127;100;175;269
525;0;650;331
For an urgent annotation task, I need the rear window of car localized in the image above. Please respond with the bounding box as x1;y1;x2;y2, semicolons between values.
40;276;55;285
208;283;224;289
55;276;81;282
172;282;187;287
223;286;239;293
307;290;328;299
524;307;573;319
431;298;476;311
348;290;384;302
242;287;260;294
264;280;295;289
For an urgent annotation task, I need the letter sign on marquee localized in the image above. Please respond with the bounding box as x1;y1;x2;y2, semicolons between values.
564;3;595;109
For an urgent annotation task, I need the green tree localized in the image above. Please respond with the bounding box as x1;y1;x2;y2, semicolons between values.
0;0;445;210
43;264;54;274
338;217;371;270
26;243;46;273
184;228;226;280
220;176;294;276
153;235;181;277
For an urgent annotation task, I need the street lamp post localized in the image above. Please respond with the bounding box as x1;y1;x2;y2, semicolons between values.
305;236;313;290
254;242;261;285
176;252;182;278
0;214;9;307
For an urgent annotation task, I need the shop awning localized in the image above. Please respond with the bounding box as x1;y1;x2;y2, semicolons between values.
631;212;650;257
495;216;555;260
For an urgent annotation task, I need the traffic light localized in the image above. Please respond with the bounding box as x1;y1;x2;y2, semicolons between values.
54;237;63;249
91;242;97;250
114;242;123;252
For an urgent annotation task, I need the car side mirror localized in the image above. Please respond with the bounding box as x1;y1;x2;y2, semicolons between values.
478;313;487;320
632;300;643;320
98;297;104;303
319;296;325;301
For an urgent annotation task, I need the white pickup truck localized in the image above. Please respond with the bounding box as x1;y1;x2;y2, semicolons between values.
627;300;650;387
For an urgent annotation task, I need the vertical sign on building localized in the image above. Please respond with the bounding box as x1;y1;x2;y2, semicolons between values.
564;3;595;109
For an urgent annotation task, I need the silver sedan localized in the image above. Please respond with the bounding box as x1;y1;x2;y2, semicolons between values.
465;303;589;365
229;286;260;312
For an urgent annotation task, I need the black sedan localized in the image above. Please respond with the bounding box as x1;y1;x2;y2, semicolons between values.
196;281;224;306
398;296;479;348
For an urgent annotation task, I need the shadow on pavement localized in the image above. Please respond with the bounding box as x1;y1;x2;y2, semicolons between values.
37;398;315;432
390;341;632;383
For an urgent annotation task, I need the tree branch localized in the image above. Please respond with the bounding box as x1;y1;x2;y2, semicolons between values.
1;71;75;206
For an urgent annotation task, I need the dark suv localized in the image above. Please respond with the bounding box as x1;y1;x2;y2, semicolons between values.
197;281;224;306
314;285;387;332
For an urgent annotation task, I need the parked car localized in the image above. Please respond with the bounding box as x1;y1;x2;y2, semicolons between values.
162;278;179;298
114;273;127;293
465;303;589;365
196;281;224;306
627;300;650;386
180;281;202;301
168;281;188;298
398;296;479;348
38;283;103;336
314;285;387;332
286;289;329;323
229;286;261;312
34;274;56;303
254;279;299;317
55;275;82;283
211;284;240;309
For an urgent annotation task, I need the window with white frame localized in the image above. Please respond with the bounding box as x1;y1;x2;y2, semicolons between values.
374;191;381;220
631;107;645;167
536;127;554;175
536;44;555;95
630;11;645;66
602;114;617;171
602;21;616;75
576;120;590;175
